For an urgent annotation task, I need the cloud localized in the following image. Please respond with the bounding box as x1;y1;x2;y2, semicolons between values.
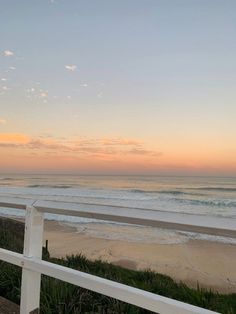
27;138;64;150
0;133;30;144
127;148;162;157
97;92;103;98
40;92;48;98
3;50;14;57
2;86;10;91
1;86;11;94
0;119;7;125
0;133;162;160
101;138;141;146
65;65;77;71
5;66;16;73
25;86;50;102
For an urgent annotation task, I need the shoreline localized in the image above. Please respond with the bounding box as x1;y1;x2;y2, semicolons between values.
43;220;236;294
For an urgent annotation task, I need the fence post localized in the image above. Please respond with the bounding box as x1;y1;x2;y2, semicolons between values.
20;205;44;314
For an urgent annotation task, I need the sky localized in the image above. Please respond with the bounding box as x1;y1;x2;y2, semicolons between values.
0;0;235;176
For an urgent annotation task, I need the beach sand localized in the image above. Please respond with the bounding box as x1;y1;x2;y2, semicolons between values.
43;220;236;294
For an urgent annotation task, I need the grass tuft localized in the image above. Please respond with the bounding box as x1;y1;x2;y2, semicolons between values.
0;217;235;313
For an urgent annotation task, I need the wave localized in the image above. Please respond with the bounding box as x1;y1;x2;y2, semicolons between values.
130;189;152;193
173;198;236;208
130;187;236;195
157;190;195;195
129;189;200;196
189;187;236;192
27;184;72;189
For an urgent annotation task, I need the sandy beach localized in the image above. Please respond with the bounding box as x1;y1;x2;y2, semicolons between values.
43;220;236;294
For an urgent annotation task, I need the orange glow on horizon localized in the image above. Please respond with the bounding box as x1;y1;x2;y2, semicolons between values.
0;133;30;144
0;132;235;175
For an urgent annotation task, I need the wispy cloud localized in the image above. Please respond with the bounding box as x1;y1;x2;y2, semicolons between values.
65;65;77;71
3;50;14;57
0;119;7;125
101;138;141;146
24;86;51;103
2;86;10;91
0;133;162;160
0;86;11;95
26;88;35;93
127;148;162;157
40;92;48;98
0;133;30;144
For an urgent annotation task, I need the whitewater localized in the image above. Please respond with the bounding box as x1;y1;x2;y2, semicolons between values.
0;174;235;244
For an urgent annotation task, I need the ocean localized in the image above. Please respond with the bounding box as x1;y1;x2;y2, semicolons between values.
0;174;236;244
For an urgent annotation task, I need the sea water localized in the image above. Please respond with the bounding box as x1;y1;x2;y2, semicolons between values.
0;174;235;244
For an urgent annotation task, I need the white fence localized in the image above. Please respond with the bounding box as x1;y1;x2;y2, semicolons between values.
0;196;236;314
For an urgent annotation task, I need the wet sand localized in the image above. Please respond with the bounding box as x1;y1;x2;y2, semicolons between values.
43;220;236;294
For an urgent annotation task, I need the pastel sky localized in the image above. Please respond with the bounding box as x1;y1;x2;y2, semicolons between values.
0;0;235;175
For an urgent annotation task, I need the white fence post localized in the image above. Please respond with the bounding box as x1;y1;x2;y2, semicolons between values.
20;205;44;314
0;197;226;314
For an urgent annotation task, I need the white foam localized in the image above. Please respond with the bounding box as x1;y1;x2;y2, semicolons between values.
0;181;236;245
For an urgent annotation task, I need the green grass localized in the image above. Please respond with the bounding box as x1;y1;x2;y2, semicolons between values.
0;217;236;313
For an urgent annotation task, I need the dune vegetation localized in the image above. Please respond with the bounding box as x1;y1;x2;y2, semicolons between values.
0;217;235;314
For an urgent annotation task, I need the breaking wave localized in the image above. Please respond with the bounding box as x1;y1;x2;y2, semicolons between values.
173;198;236;208
191;187;236;192
129;189;200;196
27;184;72;189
